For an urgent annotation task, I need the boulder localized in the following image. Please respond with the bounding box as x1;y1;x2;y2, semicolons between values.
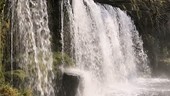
58;73;80;96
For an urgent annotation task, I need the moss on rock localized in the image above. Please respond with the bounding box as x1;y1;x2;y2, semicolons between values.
53;52;75;68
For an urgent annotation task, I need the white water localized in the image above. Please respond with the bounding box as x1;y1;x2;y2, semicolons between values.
62;0;170;96
11;0;54;96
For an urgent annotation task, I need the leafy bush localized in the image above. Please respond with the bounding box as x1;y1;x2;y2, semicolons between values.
4;69;27;82
0;84;20;96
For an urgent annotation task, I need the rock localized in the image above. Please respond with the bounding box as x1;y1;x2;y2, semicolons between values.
58;73;80;96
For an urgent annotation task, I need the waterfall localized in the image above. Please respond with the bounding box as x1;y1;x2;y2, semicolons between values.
71;0;150;80
8;0;170;96
62;0;152;96
10;0;54;96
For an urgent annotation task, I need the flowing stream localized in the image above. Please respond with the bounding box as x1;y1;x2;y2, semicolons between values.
62;0;170;96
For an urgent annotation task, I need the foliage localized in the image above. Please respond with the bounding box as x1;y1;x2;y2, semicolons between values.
0;0;5;16
53;52;75;67
0;0;7;74
0;0;4;64
0;84;20;96
0;65;28;95
0;64;5;83
21;88;33;96
112;0;170;28
130;0;169;24
4;69;27;82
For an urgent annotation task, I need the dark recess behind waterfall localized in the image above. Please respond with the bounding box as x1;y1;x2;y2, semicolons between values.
47;0;62;52
47;0;170;77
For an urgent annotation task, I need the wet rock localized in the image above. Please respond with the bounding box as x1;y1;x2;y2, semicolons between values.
58;73;80;96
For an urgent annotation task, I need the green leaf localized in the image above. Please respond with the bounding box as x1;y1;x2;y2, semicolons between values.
4;70;27;81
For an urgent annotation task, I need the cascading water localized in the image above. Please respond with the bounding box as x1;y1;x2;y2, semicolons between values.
62;0;170;96
10;0;54;96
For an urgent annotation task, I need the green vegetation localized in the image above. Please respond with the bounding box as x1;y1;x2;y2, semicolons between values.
108;0;169;32
0;84;20;96
131;0;169;22
4;70;27;82
21;88;33;96
0;0;5;61
0;0;6;89
53;52;75;67
0;84;32;96
0;0;31;96
53;52;75;78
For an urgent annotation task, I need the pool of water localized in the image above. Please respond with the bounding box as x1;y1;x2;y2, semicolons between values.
105;78;170;96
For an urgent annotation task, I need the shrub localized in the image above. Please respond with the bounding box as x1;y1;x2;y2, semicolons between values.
0;84;20;96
